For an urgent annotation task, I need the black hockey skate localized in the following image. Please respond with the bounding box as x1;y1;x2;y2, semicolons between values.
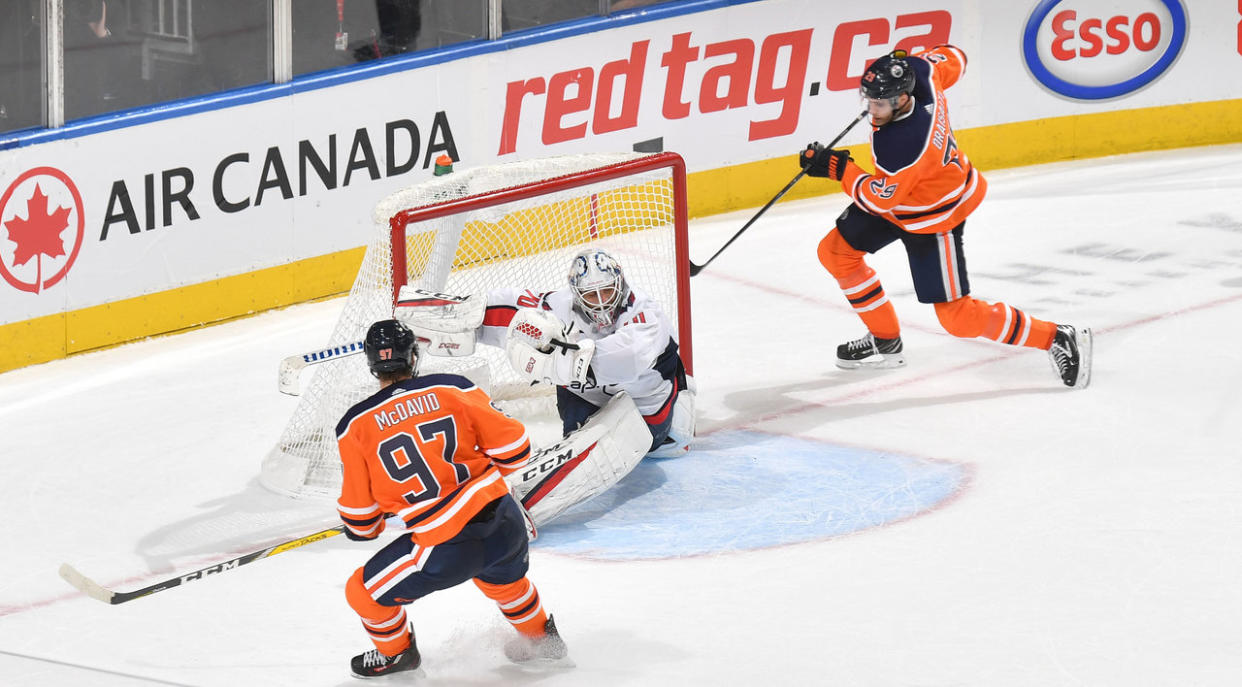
1048;324;1092;389
504;615;568;663
350;625;421;678
836;333;905;370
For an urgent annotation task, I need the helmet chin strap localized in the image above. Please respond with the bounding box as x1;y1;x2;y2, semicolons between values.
892;94;916;122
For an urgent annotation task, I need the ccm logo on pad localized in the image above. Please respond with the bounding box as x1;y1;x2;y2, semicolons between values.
1022;0;1187;100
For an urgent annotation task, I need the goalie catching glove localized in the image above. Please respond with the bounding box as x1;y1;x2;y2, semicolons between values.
506;308;595;386
394;287;485;357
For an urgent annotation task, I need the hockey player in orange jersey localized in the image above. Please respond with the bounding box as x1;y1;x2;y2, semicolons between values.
800;46;1092;388
335;319;567;678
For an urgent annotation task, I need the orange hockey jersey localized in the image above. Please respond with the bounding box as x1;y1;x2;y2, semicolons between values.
840;45;986;235
335;374;532;546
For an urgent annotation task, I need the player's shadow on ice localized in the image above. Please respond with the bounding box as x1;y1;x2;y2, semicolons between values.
131;465;671;572
132;478;344;573
712;377;1063;436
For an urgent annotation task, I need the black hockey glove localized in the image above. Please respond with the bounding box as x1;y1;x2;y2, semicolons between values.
342;517;386;541
800;143;851;181
343;528;375;542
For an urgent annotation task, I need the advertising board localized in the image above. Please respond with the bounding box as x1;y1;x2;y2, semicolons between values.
1;0;1239;371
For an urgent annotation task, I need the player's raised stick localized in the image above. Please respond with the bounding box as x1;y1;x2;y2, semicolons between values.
59;526;346;605
688;109;868;277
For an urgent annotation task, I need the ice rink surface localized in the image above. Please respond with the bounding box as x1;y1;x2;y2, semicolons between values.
2;144;1240;686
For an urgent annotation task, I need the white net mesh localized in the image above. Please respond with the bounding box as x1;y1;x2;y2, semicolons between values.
261;152;688;499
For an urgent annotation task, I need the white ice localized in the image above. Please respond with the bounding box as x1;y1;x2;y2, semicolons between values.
2;144;1241;686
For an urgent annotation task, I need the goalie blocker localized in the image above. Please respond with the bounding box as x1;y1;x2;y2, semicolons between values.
275;288;491;396
394;287;486;357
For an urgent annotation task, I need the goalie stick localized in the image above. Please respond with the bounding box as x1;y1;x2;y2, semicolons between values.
58;526;346;605
277;341;364;395
278;291;478;394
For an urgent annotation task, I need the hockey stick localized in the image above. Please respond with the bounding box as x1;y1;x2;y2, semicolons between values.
278;291;479;395
688;109;868;277
61;392;643;603
278;341;364;395
59;526;345;605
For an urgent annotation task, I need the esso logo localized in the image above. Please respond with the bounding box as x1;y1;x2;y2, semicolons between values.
1023;0;1188;100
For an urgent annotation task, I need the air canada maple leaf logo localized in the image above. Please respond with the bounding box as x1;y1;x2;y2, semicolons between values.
1;167;85;294
9;185;71;265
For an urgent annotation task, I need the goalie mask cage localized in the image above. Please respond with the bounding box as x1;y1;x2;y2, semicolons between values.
261;152;691;499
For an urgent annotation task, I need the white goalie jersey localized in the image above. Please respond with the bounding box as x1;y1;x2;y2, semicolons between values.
478;287;681;418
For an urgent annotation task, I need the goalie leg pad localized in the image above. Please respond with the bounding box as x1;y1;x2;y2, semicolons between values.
646;383;696;459
505;392;649;526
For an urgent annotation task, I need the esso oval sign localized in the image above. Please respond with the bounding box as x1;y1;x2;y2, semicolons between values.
1022;0;1188;100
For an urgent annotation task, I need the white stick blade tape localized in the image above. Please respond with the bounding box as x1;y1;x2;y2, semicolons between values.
58;563;114;603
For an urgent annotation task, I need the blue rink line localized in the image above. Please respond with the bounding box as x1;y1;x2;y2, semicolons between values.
532;430;969;560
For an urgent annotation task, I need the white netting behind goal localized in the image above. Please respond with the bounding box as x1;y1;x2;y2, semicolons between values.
261;152;691;499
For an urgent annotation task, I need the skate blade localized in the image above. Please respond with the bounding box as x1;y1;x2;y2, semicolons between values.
508;656;576;672
349;666;426;680
835;354;906;370
1073;328;1093;389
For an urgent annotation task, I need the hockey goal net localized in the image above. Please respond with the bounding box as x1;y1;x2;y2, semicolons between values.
261;152;692;499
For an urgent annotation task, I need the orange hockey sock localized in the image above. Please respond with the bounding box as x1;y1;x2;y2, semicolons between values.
817;230;900;339
934;297;1056;349
474;577;549;637
345;568;412;655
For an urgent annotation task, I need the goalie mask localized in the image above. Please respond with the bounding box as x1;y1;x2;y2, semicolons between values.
364;319;418;378
569;249;630;330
